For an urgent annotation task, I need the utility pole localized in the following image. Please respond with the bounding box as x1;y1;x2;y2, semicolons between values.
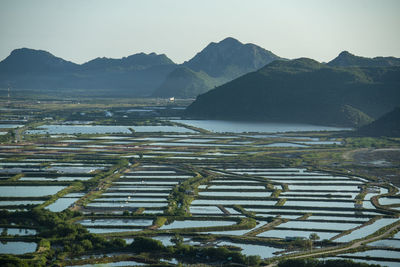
7;86;10;105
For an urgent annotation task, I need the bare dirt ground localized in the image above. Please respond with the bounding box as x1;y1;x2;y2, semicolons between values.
342;148;400;187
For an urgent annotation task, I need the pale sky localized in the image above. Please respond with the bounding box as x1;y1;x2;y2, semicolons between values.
0;0;399;64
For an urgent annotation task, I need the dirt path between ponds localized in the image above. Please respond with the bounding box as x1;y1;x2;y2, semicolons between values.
265;222;400;267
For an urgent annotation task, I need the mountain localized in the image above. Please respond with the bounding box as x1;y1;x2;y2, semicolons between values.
328;51;400;67
0;48;79;74
152;67;220;98
81;52;174;71
0;48;176;96
358;107;400;137
184;37;283;78
185;58;400;127
153;37;284;98
0;39;282;98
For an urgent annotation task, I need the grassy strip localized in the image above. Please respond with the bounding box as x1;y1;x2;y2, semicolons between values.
233;205;256;218
298;213;312;220
245;218;286;237
170;121;211;134
152;217;167;229
7;173;24;182
276;199;286;206
271;189;282;198
165;168;212;216
281;184;289;192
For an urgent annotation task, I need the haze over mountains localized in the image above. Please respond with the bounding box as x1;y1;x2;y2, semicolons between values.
0;37;283;98
1;37;400;128
153;37;283;98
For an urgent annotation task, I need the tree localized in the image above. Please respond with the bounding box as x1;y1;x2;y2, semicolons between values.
309;233;320;241
129;237;165;252
171;234;183;247
309;233;320;250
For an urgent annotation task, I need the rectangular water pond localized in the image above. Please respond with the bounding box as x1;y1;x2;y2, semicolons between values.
85;228;143;234
284;200;356;208
278;220;360;231
0;241;36;254
68;260;147;266
258;229;337;240
78;218;153;226
0;186;65;197
0;228;36;236
0;200;44;206
87;202;167;208
335;218;399;242
160;220;236;230
321;257;400;267
369;239;400;248
46;198;80;212
191;200;276;205
190;206;224;214
198;191;272;197
340;249;400;259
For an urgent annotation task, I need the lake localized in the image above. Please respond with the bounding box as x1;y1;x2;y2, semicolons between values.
172;120;351;133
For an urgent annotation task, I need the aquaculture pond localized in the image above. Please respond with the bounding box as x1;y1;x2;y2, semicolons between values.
335;218;399;242
321;257;400;267
159;219;236;230
369;239;400;248
217;241;283;258
258;229;338;240
0;186;65;197
0;228;36;235
46;198;80;212
87;202;167;208
198;191;272;197
341;249;400;259
78;218;153;226
190;206;224;214
26;125;194;134
278;220;360;231
2;104;399;266
68;260;147;266
86;228;143;234
0;241;37;254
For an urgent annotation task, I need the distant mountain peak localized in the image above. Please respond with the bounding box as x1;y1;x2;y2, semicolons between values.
0;47;78;74
183;37;283;78
218;37;242;45
328;51;400;67
338;51;353;57
81;52;175;71
264;57;322;72
10;47;51;56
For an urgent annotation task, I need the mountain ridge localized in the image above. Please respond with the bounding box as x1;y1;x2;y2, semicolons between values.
153;37;284;98
1;42;400;99
327;51;400;67
185;58;400;127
